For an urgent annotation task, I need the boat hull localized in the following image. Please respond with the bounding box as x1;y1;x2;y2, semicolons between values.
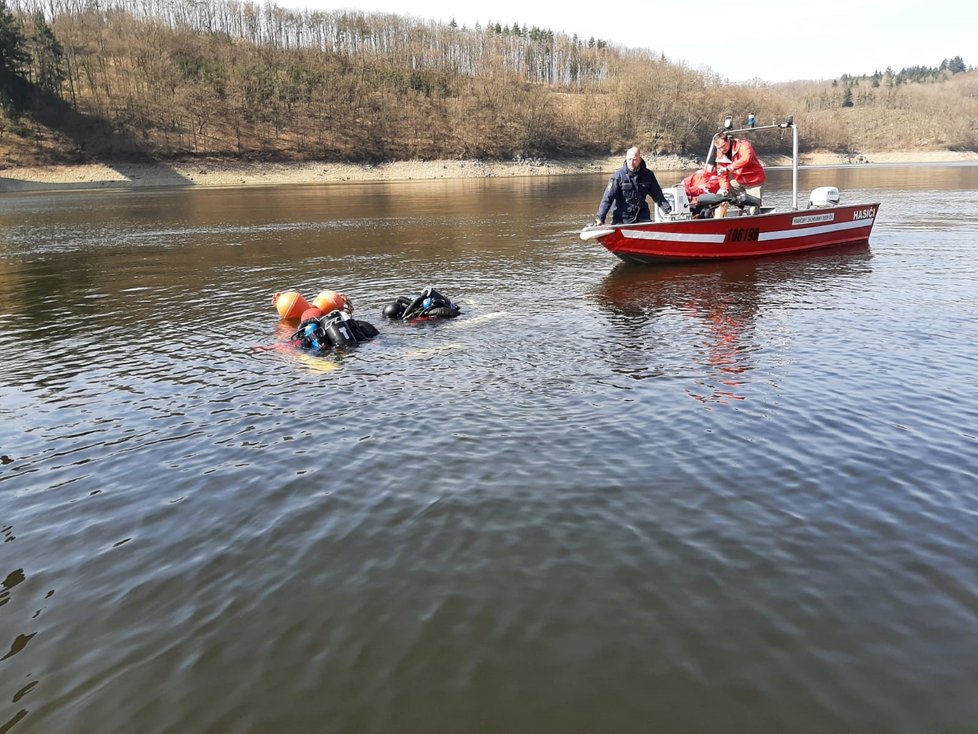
581;203;880;264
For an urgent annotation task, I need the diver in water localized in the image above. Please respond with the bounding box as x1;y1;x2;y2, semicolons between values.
382;287;461;320
290;309;379;352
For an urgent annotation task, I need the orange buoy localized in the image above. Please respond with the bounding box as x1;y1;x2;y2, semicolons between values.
272;290;312;320
300;306;323;323
313;289;349;314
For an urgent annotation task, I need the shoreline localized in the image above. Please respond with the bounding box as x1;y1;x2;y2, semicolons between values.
1;150;975;194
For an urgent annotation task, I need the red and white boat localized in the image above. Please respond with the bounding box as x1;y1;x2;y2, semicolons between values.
580;119;880;264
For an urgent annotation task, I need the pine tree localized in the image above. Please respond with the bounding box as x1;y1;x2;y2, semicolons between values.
29;13;66;96
0;0;28;75
0;0;30;111
948;55;966;73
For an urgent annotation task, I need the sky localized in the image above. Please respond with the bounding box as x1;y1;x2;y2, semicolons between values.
272;0;975;83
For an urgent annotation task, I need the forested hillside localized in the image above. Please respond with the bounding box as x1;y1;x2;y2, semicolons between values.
0;0;975;166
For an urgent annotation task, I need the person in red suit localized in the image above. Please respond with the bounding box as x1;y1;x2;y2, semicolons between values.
713;132;765;214
682;166;720;203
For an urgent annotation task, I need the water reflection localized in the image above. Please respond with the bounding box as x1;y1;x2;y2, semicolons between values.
593;246;873;403
0;568;26;606
0;559;41;734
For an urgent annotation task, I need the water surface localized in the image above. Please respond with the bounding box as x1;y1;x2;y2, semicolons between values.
2;165;978;733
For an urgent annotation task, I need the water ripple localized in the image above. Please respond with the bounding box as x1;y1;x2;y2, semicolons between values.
3;168;978;733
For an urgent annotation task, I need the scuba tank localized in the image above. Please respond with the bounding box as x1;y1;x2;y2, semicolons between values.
321;310;358;348
290;309;377;352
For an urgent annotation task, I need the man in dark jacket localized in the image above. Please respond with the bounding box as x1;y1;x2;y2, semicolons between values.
593;146;672;225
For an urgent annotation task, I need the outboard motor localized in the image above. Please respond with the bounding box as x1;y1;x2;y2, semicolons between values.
809;186;840;208
655;185;690;221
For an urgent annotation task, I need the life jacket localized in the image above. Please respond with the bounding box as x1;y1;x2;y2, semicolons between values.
382;287;461;320
290;309;379;351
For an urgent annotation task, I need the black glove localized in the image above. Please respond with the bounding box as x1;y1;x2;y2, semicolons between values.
660;203;672;216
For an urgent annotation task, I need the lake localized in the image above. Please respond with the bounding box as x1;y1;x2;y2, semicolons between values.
2;164;978;733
